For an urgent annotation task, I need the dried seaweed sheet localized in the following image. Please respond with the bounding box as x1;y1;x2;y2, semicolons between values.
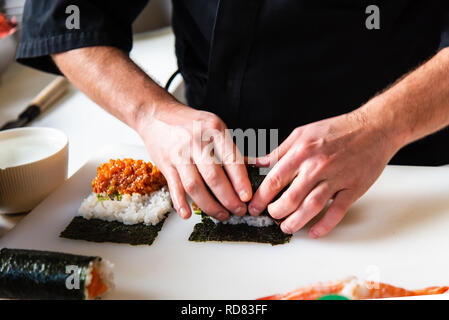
60;216;167;246
189;216;291;245
0;248;98;299
189;165;291;245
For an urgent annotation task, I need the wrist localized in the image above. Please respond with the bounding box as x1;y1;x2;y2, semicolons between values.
132;93;180;137
352;97;408;158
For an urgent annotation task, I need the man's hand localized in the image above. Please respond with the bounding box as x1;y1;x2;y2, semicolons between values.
136;102;252;221
52;46;252;221
248;110;400;238
250;47;449;238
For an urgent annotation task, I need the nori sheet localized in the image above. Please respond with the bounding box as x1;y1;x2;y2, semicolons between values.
246;165;265;194
60;216;167;246
189;216;291;245
188;165;291;245
0;248;98;300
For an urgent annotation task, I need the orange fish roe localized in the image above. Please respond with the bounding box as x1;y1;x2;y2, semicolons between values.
92;159;167;195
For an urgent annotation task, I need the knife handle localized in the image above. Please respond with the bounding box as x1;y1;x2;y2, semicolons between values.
18;104;40;121
31;77;69;112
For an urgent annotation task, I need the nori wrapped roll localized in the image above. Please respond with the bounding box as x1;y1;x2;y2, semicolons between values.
189;165;292;245
60;216;167;246
0;248;113;300
189;216;292;245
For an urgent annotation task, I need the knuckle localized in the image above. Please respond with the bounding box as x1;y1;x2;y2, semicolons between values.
319;183;331;196
267;174;283;191
184;179;199;194
175;145;190;160
283;192;298;209
290;145;305;160
310;157;330;178
202;113;223;131
315;137;326;148
302;140;315;153
221;152;237;165
305;196;321;212
202;168;220;184
292;127;302;137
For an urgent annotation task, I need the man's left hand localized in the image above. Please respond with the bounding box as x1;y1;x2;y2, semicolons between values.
248;110;401;238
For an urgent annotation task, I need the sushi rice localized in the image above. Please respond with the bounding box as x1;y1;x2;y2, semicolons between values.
84;259;115;299
211;214;274;227
78;186;172;226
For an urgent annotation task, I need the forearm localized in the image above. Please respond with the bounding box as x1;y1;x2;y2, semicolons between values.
51;46;179;134
358;48;449;152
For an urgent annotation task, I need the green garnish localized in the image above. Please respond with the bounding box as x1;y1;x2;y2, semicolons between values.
110;192;122;201
96;192;122;201
96;194;109;201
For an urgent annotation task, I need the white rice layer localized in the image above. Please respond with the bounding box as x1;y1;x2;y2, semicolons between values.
78;186;172;226
212;214;274;227
84;259;115;299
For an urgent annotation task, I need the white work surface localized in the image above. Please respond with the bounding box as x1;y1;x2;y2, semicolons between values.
1;27;449;299
1;144;449;299
0;28;182;236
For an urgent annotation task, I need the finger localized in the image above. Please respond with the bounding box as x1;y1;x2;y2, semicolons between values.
248;149;299;216
244;156;255;165
177;163;229;221
213;129;252;202
195;161;247;216
162;165;191;219
280;182;334;234
267;172;316;220
308;189;354;238
255;128;301;167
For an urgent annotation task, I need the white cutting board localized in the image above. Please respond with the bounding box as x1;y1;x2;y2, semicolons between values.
1;144;449;299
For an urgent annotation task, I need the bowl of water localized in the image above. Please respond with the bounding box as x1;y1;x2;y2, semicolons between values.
0;127;68;214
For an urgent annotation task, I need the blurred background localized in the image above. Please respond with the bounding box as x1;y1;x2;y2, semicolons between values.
0;0;172;31
0;0;182;172
0;0;172;76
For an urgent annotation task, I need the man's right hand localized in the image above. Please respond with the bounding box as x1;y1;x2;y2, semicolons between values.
52;46;252;221
136;102;252;220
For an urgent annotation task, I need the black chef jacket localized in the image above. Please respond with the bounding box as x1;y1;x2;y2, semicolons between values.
16;0;449;166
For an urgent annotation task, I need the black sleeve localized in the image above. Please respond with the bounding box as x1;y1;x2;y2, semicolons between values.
440;3;449;49
16;0;149;75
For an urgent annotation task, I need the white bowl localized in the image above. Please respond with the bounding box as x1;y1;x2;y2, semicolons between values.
0;127;68;214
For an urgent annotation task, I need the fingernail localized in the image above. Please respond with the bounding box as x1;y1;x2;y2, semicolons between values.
281;224;292;234
180;208;189;219
217;212;229;221
235;205;247;216
309;229;320;239
248;205;261;216
239;190;251;202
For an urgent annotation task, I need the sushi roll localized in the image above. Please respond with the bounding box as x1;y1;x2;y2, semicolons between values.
189;166;292;245
0;248;114;300
61;159;172;245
